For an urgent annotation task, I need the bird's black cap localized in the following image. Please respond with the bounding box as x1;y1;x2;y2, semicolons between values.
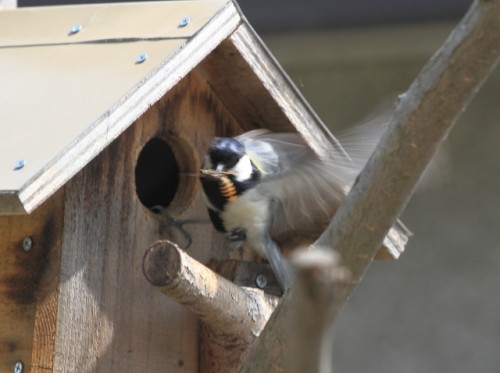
209;137;245;169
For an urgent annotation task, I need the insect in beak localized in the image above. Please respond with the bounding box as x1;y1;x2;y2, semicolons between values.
199;168;218;179
199;168;234;180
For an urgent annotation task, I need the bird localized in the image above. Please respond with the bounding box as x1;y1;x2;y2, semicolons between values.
199;128;381;291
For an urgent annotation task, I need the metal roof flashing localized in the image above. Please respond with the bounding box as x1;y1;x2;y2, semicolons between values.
0;0;239;214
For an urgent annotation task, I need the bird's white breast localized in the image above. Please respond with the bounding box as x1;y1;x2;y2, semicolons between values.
220;188;269;257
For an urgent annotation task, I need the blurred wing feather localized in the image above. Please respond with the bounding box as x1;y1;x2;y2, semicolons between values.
236;131;353;236
236;126;389;237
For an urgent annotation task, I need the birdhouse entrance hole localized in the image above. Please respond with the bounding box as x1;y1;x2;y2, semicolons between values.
135;135;197;215
135;138;179;211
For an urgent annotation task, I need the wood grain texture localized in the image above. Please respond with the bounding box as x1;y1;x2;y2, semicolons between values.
200;23;345;157
53;71;241;372
229;23;346;160
0;189;64;373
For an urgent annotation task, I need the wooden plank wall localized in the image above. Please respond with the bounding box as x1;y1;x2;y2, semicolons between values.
53;71;242;372
0;189;64;373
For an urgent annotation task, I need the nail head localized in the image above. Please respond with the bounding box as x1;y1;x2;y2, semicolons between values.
22;237;33;252
14;361;23;373
69;23;82;35
13;159;25;170
255;274;267;289
135;53;148;64
178;16;190;27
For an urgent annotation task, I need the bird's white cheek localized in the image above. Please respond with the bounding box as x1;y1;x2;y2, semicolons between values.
233;155;254;182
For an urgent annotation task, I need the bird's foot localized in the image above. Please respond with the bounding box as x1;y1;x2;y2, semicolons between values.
228;228;247;243
151;205;196;249
227;229;247;250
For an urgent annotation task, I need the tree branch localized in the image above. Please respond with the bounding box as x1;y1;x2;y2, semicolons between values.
237;248;350;373
316;0;500;315
241;0;500;371
285;249;350;372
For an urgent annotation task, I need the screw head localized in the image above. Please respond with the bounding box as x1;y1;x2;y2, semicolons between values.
13;159;25;170
135;53;148;64
14;361;23;373
178;16;190;28
69;23;82;35
22;237;33;252
255;274;267;289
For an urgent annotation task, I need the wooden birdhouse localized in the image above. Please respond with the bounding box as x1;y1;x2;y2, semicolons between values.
0;1;410;372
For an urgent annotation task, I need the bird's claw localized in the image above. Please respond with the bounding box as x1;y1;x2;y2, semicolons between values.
152;205;193;250
227;229;247;250
228;228;247;243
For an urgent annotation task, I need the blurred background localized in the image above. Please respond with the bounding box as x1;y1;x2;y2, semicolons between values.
12;0;500;371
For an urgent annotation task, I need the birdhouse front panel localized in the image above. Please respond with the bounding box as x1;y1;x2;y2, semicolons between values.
53;71;244;372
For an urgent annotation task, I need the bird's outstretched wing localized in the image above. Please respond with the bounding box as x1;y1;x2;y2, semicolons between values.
236;129;383;240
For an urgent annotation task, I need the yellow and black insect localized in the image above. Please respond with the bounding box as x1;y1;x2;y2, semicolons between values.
219;175;237;203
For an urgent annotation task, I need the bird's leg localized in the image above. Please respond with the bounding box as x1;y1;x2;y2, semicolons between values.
226;229;247;250
228;228;247;243
261;233;294;292
151;205;202;249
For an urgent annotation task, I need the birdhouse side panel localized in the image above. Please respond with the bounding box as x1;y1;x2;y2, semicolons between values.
0;189;64;373
53;71;242;372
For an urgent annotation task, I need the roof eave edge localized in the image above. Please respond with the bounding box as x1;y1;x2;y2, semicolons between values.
228;21;348;160
11;0;241;215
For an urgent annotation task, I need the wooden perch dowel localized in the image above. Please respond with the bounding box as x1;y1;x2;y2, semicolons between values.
143;240;279;372
242;1;500;371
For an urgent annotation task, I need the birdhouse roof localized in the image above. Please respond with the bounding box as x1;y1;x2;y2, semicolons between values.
0;0;345;215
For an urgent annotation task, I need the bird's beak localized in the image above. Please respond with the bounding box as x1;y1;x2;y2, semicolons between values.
199;169;221;180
